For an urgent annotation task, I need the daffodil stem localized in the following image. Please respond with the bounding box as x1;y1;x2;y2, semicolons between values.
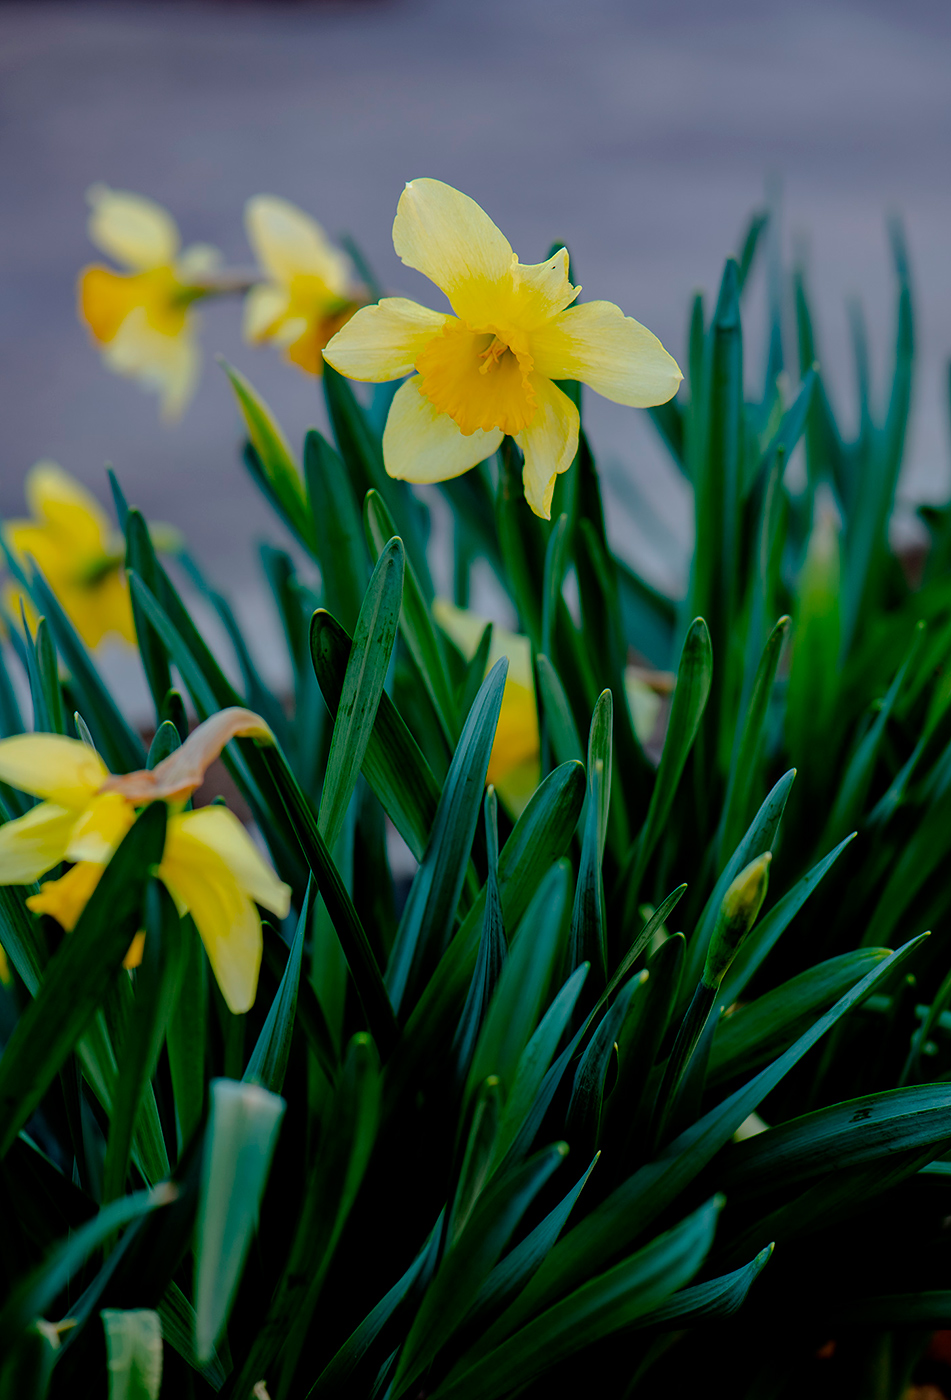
260;745;400;1058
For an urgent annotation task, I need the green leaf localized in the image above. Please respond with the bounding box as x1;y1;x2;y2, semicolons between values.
682;768;795;998
453;790;506;1082
0;804;167;1156
0;1183;176;1350
386;659;508;1013
156;1282;228;1389
536;655;584;770
365;489;456;748
100;1309;163;1400
721;833;856;1005
434;1196;722;1400
102;880;182;1202
568;759;606;979
718;615;790;862
126;509;172;716
234;1033;381;1393
720;1081;951;1199
393;1144;569;1398
0;885;44;995
304;428;369;634
487;935;924;1333
245;881;312;1095
466;1155;599;1334
390;761;585;1102
194;1078;286;1361
635;1243;773;1327
10;560;145;772
464;860;570;1111
258;743;399;1056
221;360;312;547
311;608;440;862
166;920;207;1155
623;619;712;914
541;514;569;660
566;973;646;1151
708;949;890;1086
318;537;404;854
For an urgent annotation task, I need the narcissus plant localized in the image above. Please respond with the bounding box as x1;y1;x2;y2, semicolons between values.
322;177;682;516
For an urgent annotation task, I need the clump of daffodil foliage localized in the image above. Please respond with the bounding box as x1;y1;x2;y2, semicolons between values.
4;177;951;1400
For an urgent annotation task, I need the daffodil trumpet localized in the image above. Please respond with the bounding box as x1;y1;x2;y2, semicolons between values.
323;178;683;518
0;708;290;1013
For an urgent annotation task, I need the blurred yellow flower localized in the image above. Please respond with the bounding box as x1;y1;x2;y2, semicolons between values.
323;178;682;518
4;462;134;648
78;185;218;420
433;599;540;816
0;709;290;1013
244;195;358;375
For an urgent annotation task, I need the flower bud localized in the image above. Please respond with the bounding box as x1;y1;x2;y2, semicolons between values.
703;852;771;987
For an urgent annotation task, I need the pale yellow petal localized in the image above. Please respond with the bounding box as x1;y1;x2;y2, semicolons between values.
66;792;135;863
514;376;580;519
103;309;200;420
392;179;516;324
530;300;683;407
27;860;104;931
0;734;107;807
87;184;180;270
170;806;290;916
507;248;579;331
0;802;77;884
322;299;448;382
243;283;291;343
23;461;110;556
176;243;222;280
382;377;503;485
159;817;264;1014
245;195;351;297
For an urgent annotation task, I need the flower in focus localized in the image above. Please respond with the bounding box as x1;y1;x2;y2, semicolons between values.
0;709;290;1012
244;195;359;375
3;462;134;648
78;185;219;419
323;178;682;518
433;599;540;816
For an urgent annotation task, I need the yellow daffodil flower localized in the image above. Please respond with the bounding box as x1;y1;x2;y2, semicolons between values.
323;178;683;518
433;599;540;816
4;462;134;648
0;709;290;1013
78;185;218;419
243;195;358;375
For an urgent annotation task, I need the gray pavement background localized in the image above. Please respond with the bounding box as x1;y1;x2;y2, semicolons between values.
2;0;951;708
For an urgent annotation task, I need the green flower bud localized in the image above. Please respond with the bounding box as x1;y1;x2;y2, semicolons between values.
703;852;771;988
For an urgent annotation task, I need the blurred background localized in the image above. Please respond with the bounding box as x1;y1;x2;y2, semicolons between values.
2;0;950;713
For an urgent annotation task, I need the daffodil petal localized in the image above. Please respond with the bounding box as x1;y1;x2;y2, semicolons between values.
508;248;580;330
0;734;107;807
0;802;77;884
245;195;351;297
102;708;275;805
23;461;110;555
159;818;265;1014
382;377;503;485
27;860;105;931
66;793;135;864
392;179;515;323
176;243;222;279
87;184;180;270
322;299;448;382
530;300;683;407
103;308;200;421
170;806;290;916
514;376;580;520
243;283;291;343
